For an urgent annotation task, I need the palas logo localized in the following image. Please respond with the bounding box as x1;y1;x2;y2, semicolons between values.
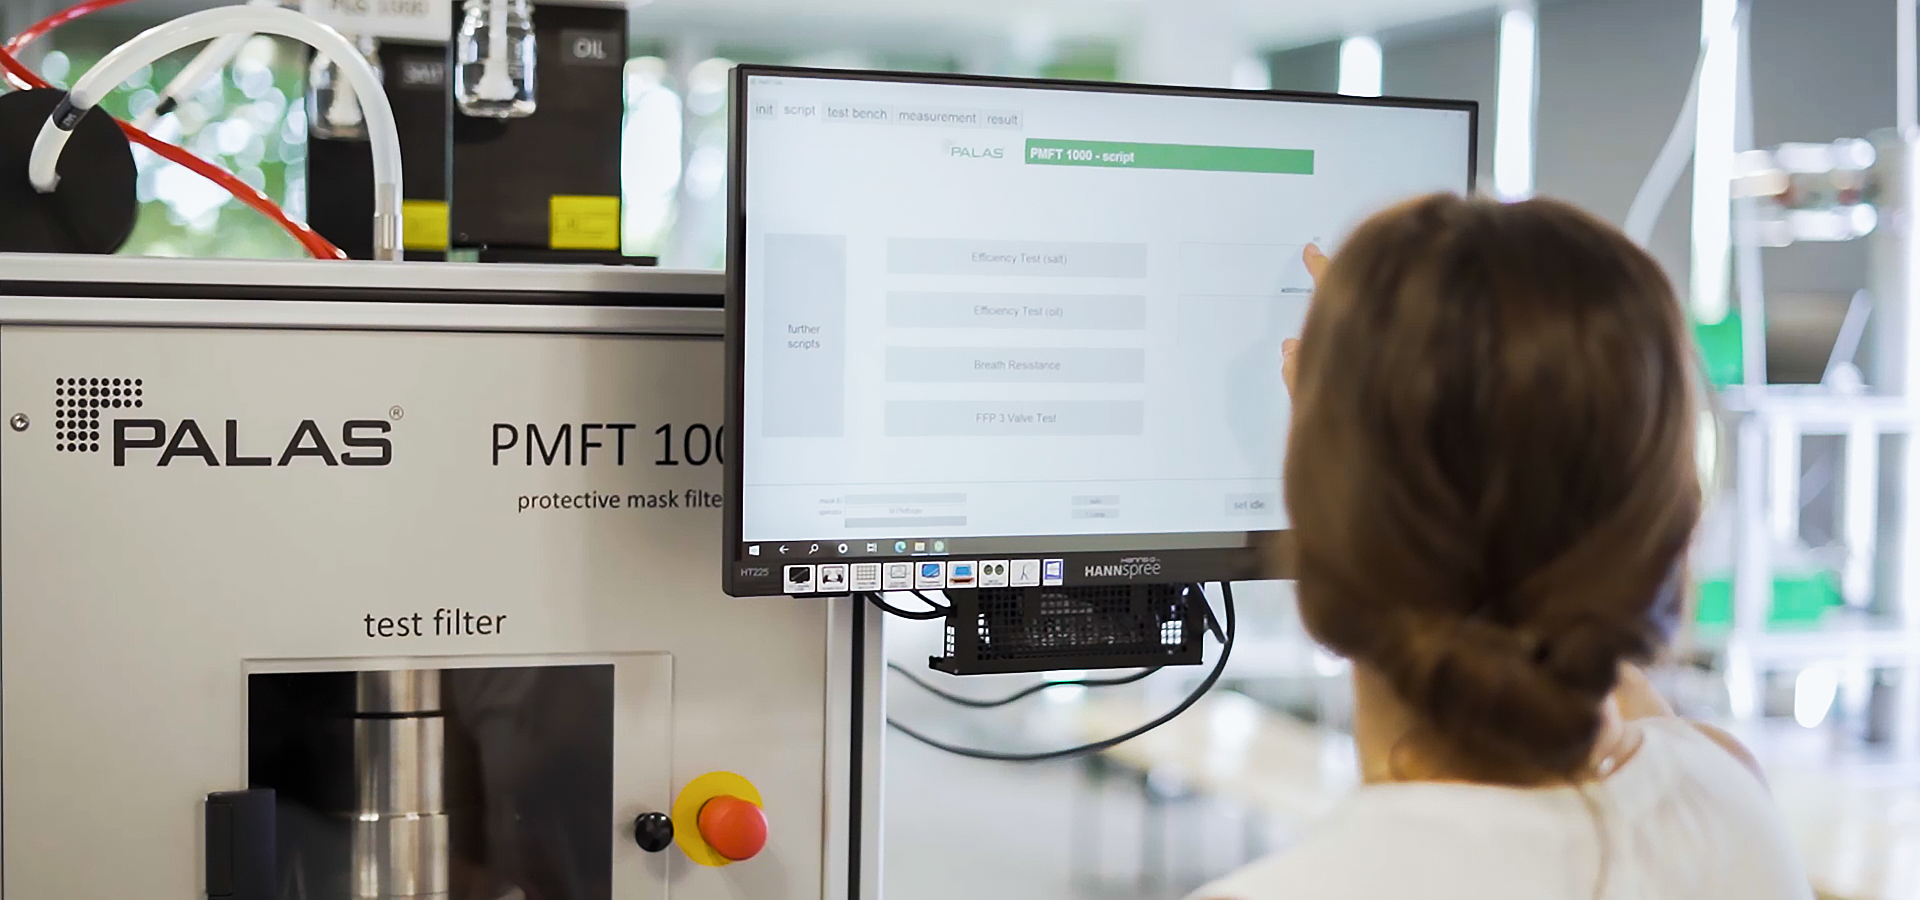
53;376;143;454
55;377;394;467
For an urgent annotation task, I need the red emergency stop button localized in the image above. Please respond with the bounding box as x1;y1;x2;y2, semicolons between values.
671;772;767;866
698;796;768;861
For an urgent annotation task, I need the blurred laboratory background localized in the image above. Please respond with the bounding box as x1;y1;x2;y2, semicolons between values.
2;1;1915;899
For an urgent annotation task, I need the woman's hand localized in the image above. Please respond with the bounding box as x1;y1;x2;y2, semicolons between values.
1284;243;1329;397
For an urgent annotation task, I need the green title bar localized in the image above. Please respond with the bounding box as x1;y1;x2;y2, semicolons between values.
1024;139;1314;175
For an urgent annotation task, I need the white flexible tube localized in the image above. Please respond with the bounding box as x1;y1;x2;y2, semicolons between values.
30;6;405;260
1730;5;1765;387
1899;0;1916;138
132;0;279;131
134;31;250;129
1622;49;1704;246
1623;2;1749;247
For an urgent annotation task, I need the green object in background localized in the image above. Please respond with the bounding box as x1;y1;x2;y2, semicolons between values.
1694;311;1744;386
1025;139;1315;175
1694;571;1841;627
1041;43;1120;82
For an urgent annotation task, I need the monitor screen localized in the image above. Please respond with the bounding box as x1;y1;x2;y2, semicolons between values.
723;67;1475;597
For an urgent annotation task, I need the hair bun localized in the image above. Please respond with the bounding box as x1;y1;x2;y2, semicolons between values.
1530;614;1638;699
1384;612;1614;780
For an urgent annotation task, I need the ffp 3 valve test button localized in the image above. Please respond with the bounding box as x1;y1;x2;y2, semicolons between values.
671;772;767;866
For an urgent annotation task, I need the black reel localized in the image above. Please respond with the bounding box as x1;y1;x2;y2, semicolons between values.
0;88;138;254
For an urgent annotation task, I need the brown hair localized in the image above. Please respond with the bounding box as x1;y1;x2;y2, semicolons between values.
1286;194;1700;785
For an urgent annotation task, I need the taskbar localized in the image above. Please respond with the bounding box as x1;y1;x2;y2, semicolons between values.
727;545;1271;598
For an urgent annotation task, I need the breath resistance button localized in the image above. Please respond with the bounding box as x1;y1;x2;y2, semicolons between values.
698;796;768;861
671;771;767;866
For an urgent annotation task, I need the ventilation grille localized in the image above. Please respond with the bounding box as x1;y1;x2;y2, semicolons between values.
932;584;1206;675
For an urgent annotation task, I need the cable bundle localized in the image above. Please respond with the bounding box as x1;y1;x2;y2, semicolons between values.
867;583;1237;762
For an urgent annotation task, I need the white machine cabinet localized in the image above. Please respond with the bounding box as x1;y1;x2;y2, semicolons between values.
0;256;883;900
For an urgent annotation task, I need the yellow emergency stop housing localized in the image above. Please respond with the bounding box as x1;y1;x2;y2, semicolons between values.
672;771;765;867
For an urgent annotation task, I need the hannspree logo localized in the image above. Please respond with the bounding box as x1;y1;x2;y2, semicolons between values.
1084;556;1164;580
56;377;394;467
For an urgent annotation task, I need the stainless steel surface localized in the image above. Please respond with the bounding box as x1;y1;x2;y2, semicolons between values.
352;813;452;899
0;295;724;335
354;672;449;899
357;670;443;715
0;252;723;296
355;716;447;814
374;188;403;262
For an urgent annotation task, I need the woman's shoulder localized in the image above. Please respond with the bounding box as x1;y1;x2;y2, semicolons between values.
1634;715;1770;789
1184;787;1512;900
1186;720;1799;900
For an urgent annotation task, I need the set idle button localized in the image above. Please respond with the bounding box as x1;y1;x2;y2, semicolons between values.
698;796;768;861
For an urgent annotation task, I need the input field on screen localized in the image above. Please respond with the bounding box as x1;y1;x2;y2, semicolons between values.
887;292;1148;330
844;493;969;530
888;238;1148;278
844;517;969;528
885;401;1144;437
845;493;970;504
886;347;1145;383
1176;242;1315;297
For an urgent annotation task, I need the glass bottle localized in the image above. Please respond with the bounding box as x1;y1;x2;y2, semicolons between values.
455;0;537;119
308;34;383;141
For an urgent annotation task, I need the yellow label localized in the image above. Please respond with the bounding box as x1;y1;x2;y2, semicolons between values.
549;195;622;250
401;200;450;251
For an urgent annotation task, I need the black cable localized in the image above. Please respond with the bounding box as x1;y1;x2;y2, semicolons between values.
886;582;1236;762
909;589;951;611
887;661;1161;709
865;592;949;620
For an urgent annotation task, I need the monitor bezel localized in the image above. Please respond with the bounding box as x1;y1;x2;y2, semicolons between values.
722;64;1480;597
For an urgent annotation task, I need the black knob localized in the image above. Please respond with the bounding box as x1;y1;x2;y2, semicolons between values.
633;811;674;852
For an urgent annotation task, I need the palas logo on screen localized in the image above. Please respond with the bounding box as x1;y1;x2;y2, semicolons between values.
57;377;396;468
942;139;1005;160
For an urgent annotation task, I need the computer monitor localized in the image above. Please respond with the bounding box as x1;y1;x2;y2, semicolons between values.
723;66;1476;597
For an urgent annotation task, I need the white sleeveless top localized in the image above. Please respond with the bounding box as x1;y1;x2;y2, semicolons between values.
1190;717;1814;900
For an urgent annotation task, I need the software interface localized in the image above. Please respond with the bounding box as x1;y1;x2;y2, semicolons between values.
740;74;1472;553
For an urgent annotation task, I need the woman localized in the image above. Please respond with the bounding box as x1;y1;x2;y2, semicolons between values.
1195;194;1812;899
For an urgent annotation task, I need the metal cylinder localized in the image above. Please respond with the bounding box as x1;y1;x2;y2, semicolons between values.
358;669;442;715
352;671;449;900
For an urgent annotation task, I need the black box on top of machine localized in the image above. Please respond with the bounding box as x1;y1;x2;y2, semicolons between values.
306;40;451;261
449;1;626;257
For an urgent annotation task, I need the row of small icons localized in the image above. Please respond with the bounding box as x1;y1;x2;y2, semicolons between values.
784;558;1065;594
749;539;947;558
